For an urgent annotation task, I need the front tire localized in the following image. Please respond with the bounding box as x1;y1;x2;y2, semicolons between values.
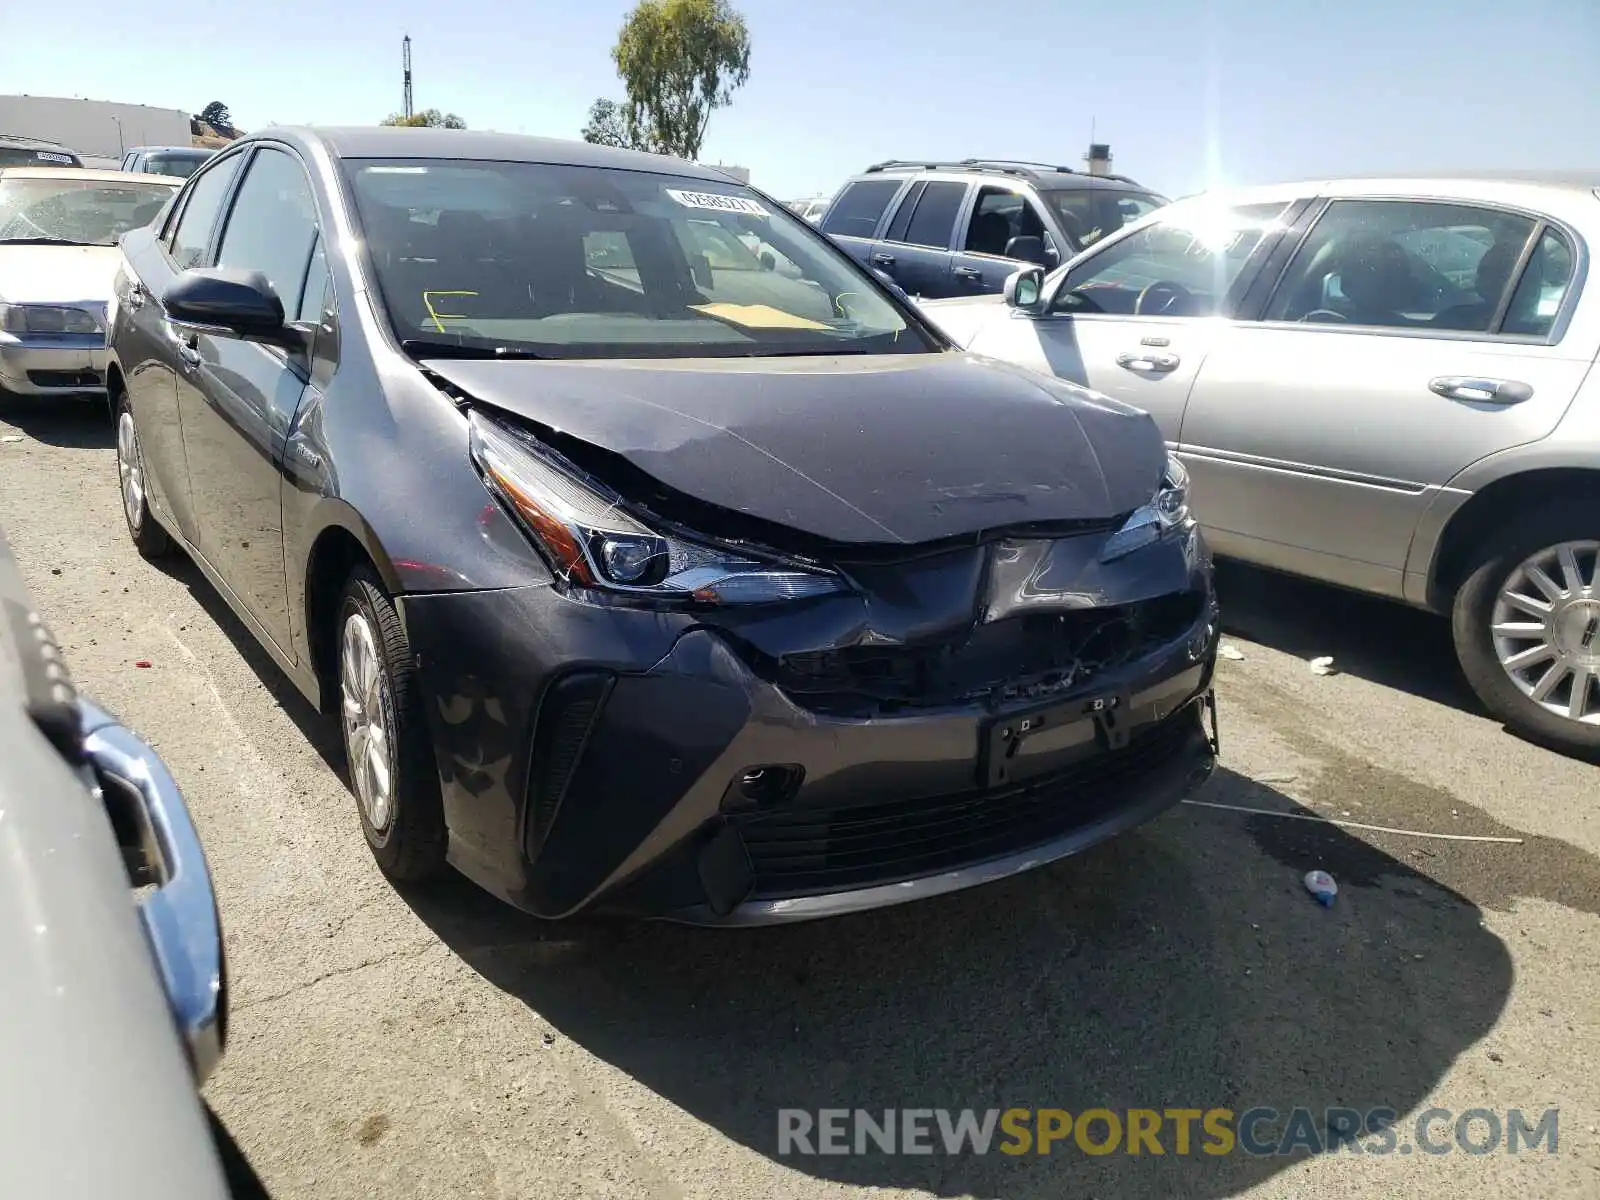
1452;504;1600;758
337;566;448;881
114;389;172;559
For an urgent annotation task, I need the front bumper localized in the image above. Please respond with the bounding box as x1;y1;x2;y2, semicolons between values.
0;339;108;395
400;532;1219;925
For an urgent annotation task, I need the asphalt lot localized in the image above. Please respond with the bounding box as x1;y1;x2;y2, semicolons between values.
3;394;1599;1199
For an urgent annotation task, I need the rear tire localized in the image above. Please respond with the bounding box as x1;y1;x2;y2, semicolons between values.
114;389;173;559
336;566;448;881
1451;503;1600;759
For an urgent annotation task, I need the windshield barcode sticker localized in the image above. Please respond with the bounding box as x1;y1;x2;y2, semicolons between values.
666;189;768;218
34;152;73;163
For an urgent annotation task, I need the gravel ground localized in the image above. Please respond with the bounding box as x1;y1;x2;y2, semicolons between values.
3;394;1598;1199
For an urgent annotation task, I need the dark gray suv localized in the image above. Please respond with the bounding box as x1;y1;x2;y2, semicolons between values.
822;159;1166;299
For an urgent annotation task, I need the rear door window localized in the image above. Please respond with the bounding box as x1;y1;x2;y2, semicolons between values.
819;179;903;239
899;181;967;249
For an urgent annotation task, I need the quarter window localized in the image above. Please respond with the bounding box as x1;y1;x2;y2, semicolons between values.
167;153;244;269
819;179;903;239
1501;227;1575;337
215;147;320;312
1053;200;1287;317
1264;199;1540;334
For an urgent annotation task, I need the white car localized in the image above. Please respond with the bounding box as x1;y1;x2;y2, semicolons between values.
0;167;181;398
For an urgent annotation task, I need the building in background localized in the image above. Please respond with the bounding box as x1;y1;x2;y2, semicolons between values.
0;95;234;165
1084;142;1113;177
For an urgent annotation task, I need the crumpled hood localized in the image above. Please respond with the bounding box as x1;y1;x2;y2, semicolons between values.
0;245;120;305
424;351;1165;545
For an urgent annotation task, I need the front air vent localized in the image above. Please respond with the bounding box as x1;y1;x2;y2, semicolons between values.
524;671;614;860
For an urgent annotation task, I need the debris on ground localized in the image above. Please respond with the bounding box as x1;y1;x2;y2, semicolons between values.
134;660;152;669
1303;869;1338;907
1218;642;1246;660
1309;656;1338;675
1;435;23;444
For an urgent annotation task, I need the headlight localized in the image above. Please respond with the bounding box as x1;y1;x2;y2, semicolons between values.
1099;453;1192;563
467;409;848;605
0;302;103;336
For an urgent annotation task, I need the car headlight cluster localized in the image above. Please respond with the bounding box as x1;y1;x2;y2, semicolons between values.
1098;453;1192;563
0;302;104;336
468;409;848;606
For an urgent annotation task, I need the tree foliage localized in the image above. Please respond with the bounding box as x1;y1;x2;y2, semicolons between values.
381;109;467;129
611;0;750;161
580;98;653;151
198;100;231;130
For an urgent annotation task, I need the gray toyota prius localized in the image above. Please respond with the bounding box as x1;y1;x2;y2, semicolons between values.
106;126;1220;924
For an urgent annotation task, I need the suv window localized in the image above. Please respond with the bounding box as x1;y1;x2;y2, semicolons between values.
897;181;966;249
820;179;903;239
215;147;320;311
168;153;244;269
1053;200;1287;317
963;186;1049;258
1265;200;1541;333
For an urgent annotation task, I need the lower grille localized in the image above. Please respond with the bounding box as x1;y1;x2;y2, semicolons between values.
733;702;1205;898
524;671;612;859
26;369;102;389
777;590;1205;714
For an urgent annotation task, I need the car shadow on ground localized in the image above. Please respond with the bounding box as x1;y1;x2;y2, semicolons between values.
0;394;114;449
145;550;346;776
1214;560;1480;716
403;768;1513;1198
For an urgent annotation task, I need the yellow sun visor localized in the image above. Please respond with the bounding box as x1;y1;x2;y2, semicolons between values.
690;303;832;331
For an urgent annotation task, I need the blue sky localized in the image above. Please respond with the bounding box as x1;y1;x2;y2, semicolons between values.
3;0;1595;199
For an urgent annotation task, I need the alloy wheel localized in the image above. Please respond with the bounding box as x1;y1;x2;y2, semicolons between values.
340;611;396;831
1491;539;1600;725
117;410;145;530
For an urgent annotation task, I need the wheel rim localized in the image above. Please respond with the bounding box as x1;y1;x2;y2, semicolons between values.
340;611;395;831
116;410;144;530
1491;539;1600;726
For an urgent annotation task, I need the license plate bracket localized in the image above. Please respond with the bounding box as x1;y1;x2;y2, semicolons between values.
979;689;1133;789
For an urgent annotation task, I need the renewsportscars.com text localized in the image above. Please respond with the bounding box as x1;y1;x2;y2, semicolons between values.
777;1107;1560;1158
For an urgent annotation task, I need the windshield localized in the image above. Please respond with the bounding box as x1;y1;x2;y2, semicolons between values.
144;152;211;179
1042;189;1167;249
345;158;928;359
0;176;178;245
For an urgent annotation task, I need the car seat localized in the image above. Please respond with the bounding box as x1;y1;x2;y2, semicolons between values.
1432;239;1520;331
1334;234;1416;327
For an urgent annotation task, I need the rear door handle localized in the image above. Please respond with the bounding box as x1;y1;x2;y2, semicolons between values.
871;253;895;267
1116;350;1180;373
953;267;983;282
1429;376;1533;405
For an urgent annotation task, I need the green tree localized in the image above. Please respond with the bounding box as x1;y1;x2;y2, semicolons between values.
581;98;653;150
198;100;232;130
381;108;467;129
611;0;751;161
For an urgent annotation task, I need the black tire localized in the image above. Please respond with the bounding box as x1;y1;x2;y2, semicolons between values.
1451;503;1600;758
114;388;173;559
336;566;448;880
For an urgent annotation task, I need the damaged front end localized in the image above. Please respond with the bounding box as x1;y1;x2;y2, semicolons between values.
415;402;1218;923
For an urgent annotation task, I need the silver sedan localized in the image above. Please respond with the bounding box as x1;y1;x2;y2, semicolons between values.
922;173;1600;757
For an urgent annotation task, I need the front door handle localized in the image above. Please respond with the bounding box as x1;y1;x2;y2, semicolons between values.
871;253;895;267
1429;376;1533;405
953;267;983;283
176;339;202;371
1116;350;1180;373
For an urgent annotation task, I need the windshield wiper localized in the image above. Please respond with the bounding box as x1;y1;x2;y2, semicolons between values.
400;339;549;361
0;236;97;246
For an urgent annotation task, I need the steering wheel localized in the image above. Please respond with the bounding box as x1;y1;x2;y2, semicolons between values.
1298;309;1348;324
1135;280;1193;316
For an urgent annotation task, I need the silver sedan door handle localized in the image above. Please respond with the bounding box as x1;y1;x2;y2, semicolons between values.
1116;350;1180;373
1429;376;1534;405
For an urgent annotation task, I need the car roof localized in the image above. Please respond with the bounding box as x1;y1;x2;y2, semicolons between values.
1192;172;1600;205
248;126;742;183
853;160;1155;192
0;166;185;185
126;145;212;155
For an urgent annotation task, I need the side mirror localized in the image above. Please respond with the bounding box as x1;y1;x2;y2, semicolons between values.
163;268;288;344
1003;266;1045;311
1004;235;1049;267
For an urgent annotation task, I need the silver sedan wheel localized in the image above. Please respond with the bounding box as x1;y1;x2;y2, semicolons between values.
116;410;145;530
340;612;395;831
1492;539;1600;725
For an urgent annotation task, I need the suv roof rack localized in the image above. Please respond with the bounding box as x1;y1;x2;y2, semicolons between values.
863;158;1144;188
0;132;73;148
